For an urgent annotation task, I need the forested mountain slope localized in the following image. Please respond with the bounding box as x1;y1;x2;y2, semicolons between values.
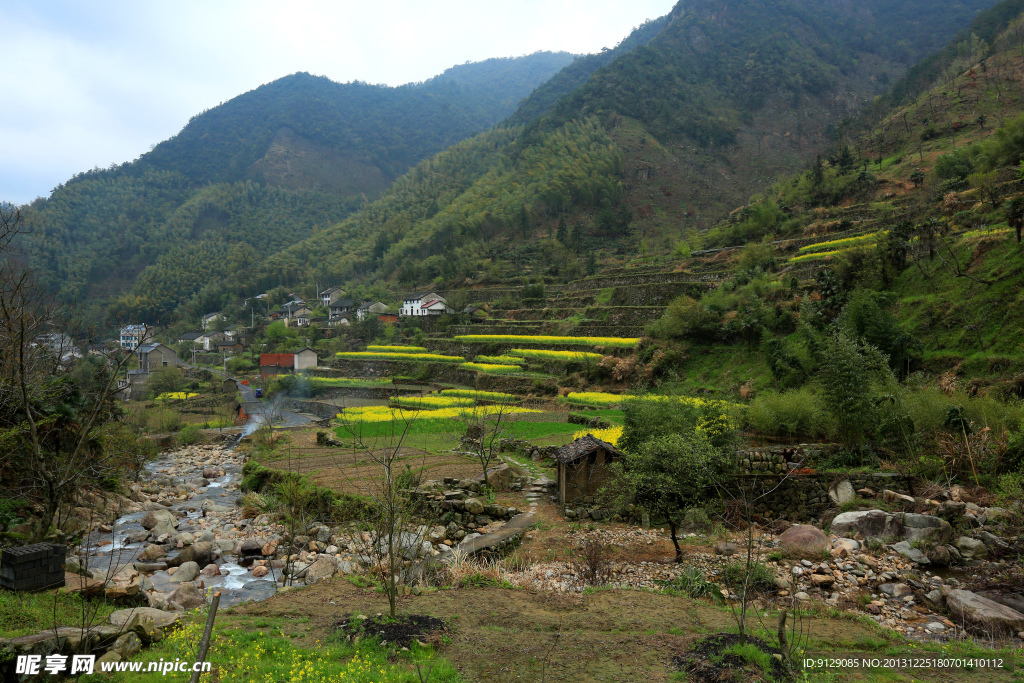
172;0;1001;324
21;52;575;317
648;5;1024;403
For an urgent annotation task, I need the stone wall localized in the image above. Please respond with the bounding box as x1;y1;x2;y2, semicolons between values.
726;445;918;522
556;443;921;524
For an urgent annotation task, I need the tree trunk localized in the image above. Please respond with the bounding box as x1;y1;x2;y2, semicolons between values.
34;491;59;543
668;518;682;563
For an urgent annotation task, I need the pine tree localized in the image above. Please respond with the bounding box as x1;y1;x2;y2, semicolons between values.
556;215;568;243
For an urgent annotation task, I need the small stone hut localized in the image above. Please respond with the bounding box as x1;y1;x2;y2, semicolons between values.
556;434;623;504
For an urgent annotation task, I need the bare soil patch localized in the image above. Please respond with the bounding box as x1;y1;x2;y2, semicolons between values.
335;613;448;648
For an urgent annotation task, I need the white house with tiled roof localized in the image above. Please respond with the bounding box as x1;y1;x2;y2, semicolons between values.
400;292;452;317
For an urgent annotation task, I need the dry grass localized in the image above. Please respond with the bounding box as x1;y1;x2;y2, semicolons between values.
262;429;483;496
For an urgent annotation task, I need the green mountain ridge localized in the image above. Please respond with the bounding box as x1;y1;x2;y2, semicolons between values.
164;0;1001;324
21;52;577;317
651;4;1024;402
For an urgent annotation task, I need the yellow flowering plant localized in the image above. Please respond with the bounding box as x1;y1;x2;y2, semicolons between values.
453;334;640;348
508;349;602;362
335;352;464;363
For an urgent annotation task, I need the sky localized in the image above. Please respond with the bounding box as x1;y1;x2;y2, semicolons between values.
1;0;674;205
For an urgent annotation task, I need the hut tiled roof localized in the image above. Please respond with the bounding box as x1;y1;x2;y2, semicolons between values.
556;434;623;464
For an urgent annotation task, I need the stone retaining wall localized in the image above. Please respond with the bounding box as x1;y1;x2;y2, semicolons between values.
560;444;921;524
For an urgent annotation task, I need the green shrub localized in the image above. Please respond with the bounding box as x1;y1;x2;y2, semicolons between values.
156;410;183;433
745;387;829;438
178;424;202;445
720;560;776;593
934;149;974;180
902;388;1024;441
658;566;724;603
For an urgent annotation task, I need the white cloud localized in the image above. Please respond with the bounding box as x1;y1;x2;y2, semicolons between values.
0;0;674;204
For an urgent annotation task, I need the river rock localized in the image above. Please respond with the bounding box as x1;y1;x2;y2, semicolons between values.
977;592;1024;615
879;583;914;598
946;589;1024;634
203;467;225;479
956;536;987;559
168;583;206;610
199;563;221;577
112;632;142;659
305;557;338;585
166;542;214;568
464;498;485;515
201;500;231;514
150;520;177;539
901;514;952;544
882;490;915;504
890;541;929;564
137;544;167;562
252;566;269;578
927;545;951;566
96;652;121;668
170;561;200;583
830;510;902;540
240;538;264;556
196;530;215;544
141;509;178;531
778;524;829;560
109;607;181;630
122;612;162;644
833;538;860;552
65;572;104;595
828;480;856;506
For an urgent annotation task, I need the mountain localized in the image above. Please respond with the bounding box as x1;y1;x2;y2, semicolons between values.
184;0;1002;322
21;52;576;318
650;1;1024;399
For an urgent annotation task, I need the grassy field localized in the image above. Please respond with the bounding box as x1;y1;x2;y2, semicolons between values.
0;588;119;639
89;565;1021;683
83;604;464;683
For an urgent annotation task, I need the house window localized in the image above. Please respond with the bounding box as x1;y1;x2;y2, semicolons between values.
162;361;168;366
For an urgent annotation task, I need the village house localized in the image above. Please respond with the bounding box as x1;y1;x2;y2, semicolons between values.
195;331;227;351
319;287;348;306
400;292;452;317
329;299;355;320
218;340;243;355
259;347;318;377
135;343;178;372
36;332;81;364
555;434;624;505
119;324;153;349
356;301;391;321
200;312;223;330
178;331;203;345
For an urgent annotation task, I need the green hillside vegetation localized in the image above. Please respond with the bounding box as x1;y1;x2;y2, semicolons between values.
20;53;576;316
643;9;1024;468
173;0;1000;324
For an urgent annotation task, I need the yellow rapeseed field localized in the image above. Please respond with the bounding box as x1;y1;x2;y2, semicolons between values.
571;426;623;445
335;351;464;362
509;348;602;362
453;334;640;348
459;362;523;374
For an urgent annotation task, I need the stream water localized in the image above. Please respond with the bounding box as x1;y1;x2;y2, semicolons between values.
79;441;278;608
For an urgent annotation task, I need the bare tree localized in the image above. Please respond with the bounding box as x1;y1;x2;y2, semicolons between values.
450;398;517;487
335;403;430;619
0;207;146;542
